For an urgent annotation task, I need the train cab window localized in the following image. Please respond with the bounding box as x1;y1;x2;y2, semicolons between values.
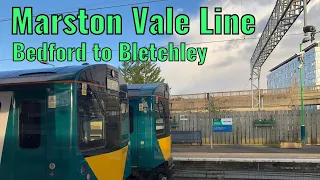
155;98;170;138
120;99;130;143
155;100;165;136
19;101;41;149
78;86;106;151
163;99;170;134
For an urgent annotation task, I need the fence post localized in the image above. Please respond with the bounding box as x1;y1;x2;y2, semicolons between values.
207;93;212;149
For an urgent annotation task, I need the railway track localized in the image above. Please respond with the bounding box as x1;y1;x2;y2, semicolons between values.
171;161;320;180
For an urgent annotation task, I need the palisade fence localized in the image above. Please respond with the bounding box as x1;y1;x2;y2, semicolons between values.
171;110;320;145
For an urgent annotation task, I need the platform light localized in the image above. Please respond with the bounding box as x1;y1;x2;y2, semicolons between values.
303;25;316;33
303;25;317;43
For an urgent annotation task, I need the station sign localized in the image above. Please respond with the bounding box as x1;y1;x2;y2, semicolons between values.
213;118;232;132
179;115;188;121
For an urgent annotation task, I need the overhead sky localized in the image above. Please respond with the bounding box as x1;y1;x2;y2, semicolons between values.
1;0;320;95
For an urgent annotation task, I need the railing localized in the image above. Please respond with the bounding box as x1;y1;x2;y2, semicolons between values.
170;85;320;100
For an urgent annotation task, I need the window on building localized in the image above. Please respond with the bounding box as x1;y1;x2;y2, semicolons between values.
19;101;41;149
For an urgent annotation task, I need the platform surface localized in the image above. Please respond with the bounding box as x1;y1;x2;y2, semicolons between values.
172;145;320;162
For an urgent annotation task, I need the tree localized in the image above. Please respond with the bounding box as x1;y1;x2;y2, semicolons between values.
205;96;231;114
119;60;165;84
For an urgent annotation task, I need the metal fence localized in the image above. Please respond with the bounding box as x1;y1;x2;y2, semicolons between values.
171;110;320;145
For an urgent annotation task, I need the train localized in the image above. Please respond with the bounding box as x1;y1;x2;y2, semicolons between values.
0;63;173;180
127;83;174;180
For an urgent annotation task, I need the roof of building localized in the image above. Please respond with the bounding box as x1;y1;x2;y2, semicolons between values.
127;83;168;97
269;41;319;72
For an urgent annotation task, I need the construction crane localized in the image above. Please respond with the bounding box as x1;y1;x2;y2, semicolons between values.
250;0;311;116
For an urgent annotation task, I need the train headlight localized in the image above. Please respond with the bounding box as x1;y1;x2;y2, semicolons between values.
80;165;87;175
110;69;115;78
49;163;56;170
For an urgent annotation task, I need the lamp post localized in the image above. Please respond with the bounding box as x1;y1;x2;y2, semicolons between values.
299;24;317;146
298;40;307;146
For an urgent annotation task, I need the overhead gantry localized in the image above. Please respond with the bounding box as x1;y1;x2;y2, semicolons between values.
250;0;311;115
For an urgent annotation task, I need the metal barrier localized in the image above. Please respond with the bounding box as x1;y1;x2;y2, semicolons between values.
171;131;202;145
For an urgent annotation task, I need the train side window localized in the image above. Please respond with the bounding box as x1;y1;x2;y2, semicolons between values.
19;101;41;149
0;101;2;111
129;105;134;134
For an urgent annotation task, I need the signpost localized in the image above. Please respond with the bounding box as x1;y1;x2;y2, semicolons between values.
213;118;233;132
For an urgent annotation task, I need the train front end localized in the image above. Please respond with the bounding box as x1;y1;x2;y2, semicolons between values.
0;64;131;180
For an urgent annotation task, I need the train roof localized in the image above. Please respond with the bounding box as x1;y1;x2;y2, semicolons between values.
0;64;117;85
127;83;169;97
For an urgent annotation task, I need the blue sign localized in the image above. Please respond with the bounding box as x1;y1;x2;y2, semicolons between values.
213;118;232;132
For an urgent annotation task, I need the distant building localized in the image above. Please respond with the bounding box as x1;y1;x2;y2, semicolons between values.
267;41;320;109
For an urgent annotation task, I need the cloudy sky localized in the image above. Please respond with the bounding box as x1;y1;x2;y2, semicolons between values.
159;0;320;95
0;0;319;95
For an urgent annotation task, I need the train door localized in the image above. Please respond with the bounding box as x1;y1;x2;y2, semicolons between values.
129;99;139;167
13;90;48;180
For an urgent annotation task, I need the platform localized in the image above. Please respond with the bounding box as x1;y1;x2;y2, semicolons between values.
172;145;320;163
172;145;320;179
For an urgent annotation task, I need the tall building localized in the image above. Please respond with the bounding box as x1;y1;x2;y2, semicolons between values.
267;41;320;109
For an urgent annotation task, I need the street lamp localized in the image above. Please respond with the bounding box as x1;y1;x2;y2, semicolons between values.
298;25;317;146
